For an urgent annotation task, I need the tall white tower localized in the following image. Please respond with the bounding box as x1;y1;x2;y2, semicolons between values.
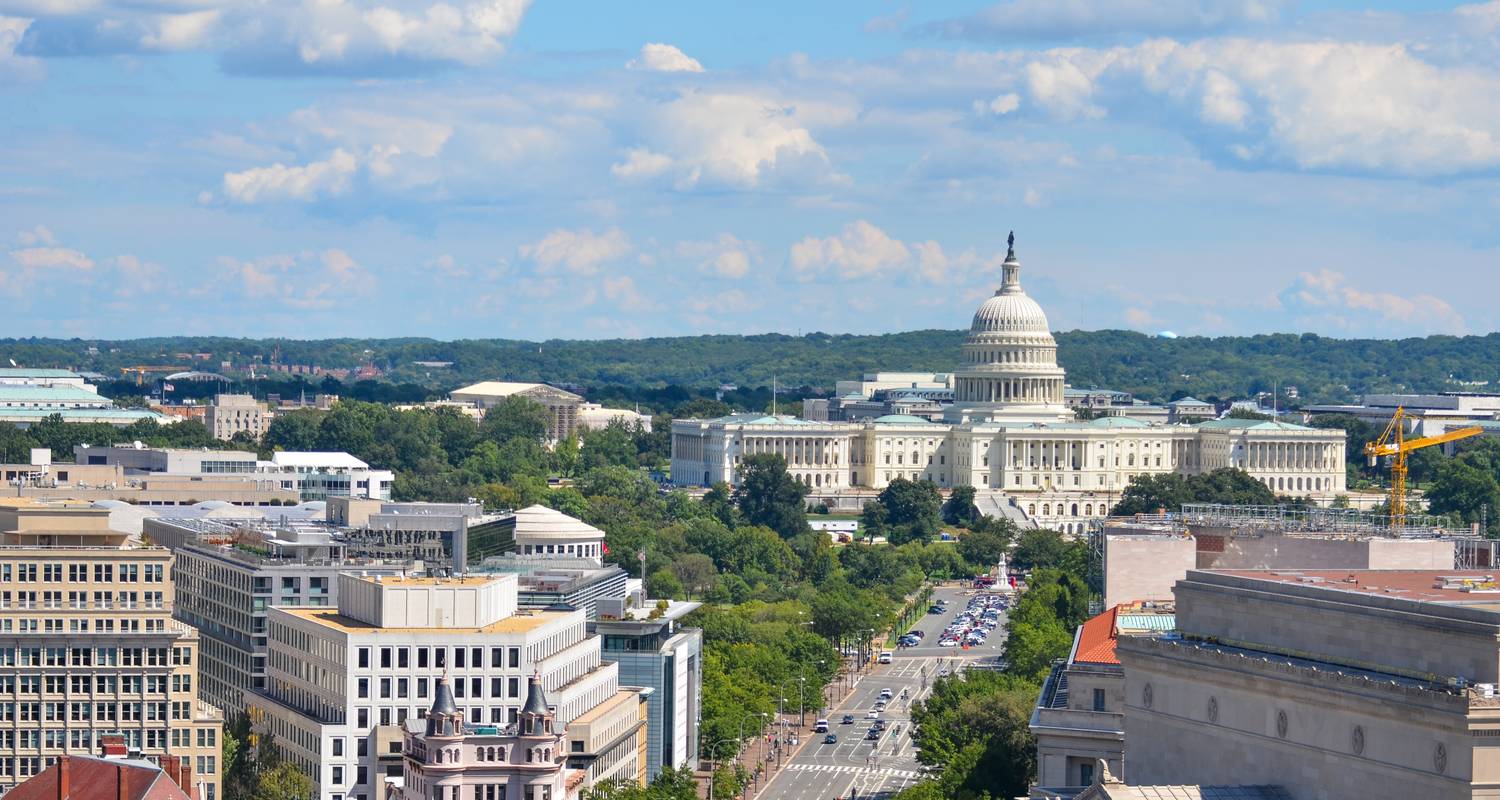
944;233;1073;425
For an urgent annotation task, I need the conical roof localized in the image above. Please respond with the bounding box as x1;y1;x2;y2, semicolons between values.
522;672;550;717
429;672;456;735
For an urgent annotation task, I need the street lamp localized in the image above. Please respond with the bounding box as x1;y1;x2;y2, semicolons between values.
705;737;740;800
737;711;770;800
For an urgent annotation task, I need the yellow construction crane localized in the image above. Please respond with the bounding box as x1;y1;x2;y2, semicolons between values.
1365;407;1483;527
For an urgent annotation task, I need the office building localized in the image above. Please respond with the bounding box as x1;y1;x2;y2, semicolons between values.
253;572;640;800
328;499;514;571
672;241;1347;533
202;395;268;442
0;369;92;390
1030;604;1175;798
1118;569;1500;798
1303;392;1500;439
0;499;223;799
594;596;701;779
260;453;394;501
143;515;416;718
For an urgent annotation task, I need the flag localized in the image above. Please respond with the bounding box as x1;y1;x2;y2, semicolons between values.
601;541;609;555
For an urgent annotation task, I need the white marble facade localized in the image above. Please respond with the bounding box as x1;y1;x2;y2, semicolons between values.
671;240;1346;532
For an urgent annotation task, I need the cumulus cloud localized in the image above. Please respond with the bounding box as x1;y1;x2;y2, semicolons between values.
926;0;1285;41
217;249;364;309
1277;268;1465;335
611;90;846;190
676;234;758;279
221;149;357;203
520;228;632;276
10;0;532;75
626;43;704;73
974;92;1021;115
0;16;40;79
9;246;92;270
969;37;1500;176
791;221;911;280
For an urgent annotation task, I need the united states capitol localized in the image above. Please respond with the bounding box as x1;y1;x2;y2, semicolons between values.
670;238;1347;531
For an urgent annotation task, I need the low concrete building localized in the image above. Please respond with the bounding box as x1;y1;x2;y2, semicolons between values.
1119;569;1500;798
1030;604;1175;799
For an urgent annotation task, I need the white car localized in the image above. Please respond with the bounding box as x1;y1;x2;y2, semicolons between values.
866;710;879;719
939;638;958;647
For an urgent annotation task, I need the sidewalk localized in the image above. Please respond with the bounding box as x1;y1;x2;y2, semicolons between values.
696;658;874;800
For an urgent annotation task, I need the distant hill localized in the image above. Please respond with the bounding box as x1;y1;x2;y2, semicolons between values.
4;329;1500;405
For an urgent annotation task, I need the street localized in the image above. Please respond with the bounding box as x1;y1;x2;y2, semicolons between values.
753;585;1008;800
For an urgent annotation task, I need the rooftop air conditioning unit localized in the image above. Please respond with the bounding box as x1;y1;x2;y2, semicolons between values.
1478;683;1496;699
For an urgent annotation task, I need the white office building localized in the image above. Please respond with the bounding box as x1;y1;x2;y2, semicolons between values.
254;572;630;800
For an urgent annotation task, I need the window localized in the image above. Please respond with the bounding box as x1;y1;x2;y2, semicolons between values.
508;648;519;669
380;648;392;669
358;648;370;669
1093;688;1106;712
1079;763;1094;787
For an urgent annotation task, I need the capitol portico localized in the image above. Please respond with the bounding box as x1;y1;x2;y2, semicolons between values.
670;237;1346;532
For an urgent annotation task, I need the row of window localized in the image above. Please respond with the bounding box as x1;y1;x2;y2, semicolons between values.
359;646;522;671
0;647;185;667
359;676;522;702
0;673;191;695
0;564;163;583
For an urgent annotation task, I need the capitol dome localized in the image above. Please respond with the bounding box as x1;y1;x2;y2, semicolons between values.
943;233;1073;425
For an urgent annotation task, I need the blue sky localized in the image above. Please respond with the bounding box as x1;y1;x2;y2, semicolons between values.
3;0;1499;340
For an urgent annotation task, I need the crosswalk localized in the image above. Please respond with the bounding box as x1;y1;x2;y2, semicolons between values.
783;763;922;780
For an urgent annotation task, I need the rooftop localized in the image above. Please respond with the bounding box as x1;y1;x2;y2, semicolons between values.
0;368;81;379
0;385;106;402
1212;569;1500;607
871;414;935;425
276;606;569;635
1195;418;1315;431
7;755;193;800
268;451;371;469
1070;604;1177;667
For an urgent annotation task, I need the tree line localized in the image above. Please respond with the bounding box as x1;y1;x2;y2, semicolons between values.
14;328;1500;404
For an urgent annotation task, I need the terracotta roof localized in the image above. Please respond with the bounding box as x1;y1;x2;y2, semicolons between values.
8;756;192;800
1073;605;1121;665
1071;604;1178;666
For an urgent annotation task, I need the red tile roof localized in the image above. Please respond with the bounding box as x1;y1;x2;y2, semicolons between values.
1072;605;1121;665
8;756;193;800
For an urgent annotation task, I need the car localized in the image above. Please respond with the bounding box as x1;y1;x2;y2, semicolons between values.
911;630;926;639
939;638;958;647
928;605;944;614
842;714;855;725
814;719;829;733
878;651;894;664
866;728;882;741
872;719;887;731
866;710;879;719
823;734;838;744
874;700;887;712
879;688;893;699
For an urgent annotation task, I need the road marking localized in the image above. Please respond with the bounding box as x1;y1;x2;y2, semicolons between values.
783;764;922;779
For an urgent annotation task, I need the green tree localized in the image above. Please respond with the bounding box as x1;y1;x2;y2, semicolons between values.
580;421;639;472
481;395;551;444
958;519;1013;571
1111;473;1194;515
262;409;323;452
1427;459;1500;532
668;553;719;600
909;670;1038;799
878;478;943;544
942;485;979;526
733;454;809;539
251;762;313;800
859;500;889;541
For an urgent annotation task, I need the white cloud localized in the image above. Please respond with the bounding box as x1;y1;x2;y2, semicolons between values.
9;246;93;270
676;234;757;279
15;225;54;246
0;16;41;80
520;227;632;276
974;92;1021;115
626;43;704;73
222;149;358;203
926;0;1285;40
610;148;673;179
791;221;911;280
10;0;532;74
1277;268;1465;334
217;249;365;309
612;90;846;190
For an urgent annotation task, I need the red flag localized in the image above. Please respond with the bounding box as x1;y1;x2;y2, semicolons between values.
601;541;610;555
